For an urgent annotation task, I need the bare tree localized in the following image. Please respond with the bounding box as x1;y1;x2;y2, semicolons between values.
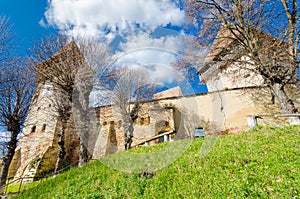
30;35;82;172
52;91;72;174
0;16;35;193
0;16;13;70
183;0;300;124
110;67;154;150
0;61;35;193
31;35;113;168
72;38;113;167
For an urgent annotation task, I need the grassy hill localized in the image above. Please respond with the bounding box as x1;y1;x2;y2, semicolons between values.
13;125;300;198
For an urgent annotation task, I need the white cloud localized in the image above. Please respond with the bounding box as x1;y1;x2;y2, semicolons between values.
44;0;184;39
42;0;188;86
114;31;186;84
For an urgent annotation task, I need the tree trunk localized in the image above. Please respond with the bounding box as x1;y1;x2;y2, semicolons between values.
123;114;134;150
0;158;11;194
0;130;18;194
78;128;89;168
78;113;90;168
271;83;300;124
54;120;67;174
73;72;93;167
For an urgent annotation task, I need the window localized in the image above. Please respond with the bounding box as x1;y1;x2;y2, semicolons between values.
165;121;169;127
31;126;36;133
194;128;205;138
140;118;145;125
42;124;46;132
110;121;115;126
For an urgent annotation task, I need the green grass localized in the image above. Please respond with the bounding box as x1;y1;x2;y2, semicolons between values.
14;125;300;198
5;180;42;194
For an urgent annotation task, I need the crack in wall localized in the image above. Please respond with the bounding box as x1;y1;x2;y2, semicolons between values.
217;91;226;130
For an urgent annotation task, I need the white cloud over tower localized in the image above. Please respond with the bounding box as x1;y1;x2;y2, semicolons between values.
41;0;187;84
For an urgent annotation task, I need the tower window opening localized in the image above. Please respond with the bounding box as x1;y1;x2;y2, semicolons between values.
31;126;36;133
42;124;46;132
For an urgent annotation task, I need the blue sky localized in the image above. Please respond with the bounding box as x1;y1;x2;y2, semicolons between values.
0;0;207;95
0;0;56;55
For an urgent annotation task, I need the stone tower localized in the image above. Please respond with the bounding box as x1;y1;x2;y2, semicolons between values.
8;42;81;183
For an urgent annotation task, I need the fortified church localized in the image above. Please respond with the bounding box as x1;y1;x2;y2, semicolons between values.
7;26;300;182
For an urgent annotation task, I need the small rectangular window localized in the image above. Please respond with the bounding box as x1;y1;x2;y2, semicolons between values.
31;126;36;133
42;124;46;132
194;128;205;138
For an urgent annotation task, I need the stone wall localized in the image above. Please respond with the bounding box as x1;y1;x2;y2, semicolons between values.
92;102;175;158
8;83;80;183
10;85;299;181
91;86;299;159
159;87;298;135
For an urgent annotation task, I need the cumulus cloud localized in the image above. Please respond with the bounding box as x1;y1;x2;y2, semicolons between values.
42;0;188;86
114;31;186;84
43;0;184;39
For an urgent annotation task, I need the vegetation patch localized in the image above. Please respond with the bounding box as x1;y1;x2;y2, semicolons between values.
14;125;300;198
28;155;42;170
